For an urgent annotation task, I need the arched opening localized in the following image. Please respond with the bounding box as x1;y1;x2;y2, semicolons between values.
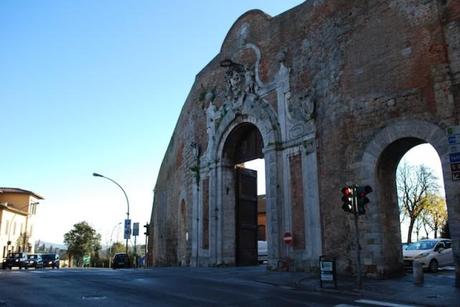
376;137;447;276
397;144;448;273
398;144;446;242
221;122;264;266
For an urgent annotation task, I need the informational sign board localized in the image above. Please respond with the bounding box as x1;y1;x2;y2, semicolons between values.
83;255;90;267
319;255;337;288
447;126;460;181
320;261;334;281
124;219;131;240
133;222;139;236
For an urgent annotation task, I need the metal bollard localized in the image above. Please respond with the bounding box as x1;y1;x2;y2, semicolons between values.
413;261;424;286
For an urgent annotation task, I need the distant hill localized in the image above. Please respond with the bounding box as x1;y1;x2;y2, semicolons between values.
34;240;66;251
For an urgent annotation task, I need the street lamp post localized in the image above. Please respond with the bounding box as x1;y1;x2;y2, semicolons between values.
93;173;130;255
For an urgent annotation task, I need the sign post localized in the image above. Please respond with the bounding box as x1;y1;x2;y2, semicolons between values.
281;232;293;271
352;188;362;289
133;222;139;268
447;126;460;181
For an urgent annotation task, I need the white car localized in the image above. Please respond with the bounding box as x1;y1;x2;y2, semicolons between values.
403;239;453;272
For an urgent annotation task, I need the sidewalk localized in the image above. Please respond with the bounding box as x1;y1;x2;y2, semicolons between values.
245;266;459;306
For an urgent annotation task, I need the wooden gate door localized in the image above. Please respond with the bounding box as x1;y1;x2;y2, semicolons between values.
235;167;258;266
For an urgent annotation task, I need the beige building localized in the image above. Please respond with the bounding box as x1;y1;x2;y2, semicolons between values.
0;188;43;258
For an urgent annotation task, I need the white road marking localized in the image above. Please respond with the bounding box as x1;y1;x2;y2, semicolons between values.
355;299;418;307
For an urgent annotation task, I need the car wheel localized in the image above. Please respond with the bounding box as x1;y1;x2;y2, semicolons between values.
429;259;439;273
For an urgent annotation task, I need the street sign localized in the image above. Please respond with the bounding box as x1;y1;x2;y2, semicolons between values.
448;135;460;145
447;126;460;145
124;219;131;240
449;152;460;163
451;163;460;172
283;232;293;245
453;171;460;181
447;126;460;182
447;126;460;135
133;222;139;236
449;144;460;153
83;255;91;267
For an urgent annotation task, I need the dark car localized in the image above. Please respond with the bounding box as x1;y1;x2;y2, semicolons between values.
3;252;28;269
25;254;43;269
41;253;60;269
112;253;130;269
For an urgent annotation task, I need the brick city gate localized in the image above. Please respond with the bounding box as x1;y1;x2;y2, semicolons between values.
150;0;460;284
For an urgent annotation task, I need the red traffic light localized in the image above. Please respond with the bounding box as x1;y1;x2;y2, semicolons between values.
341;187;353;196
356;185;373;215
341;186;354;213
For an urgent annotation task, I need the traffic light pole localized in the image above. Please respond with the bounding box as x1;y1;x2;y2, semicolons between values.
352;186;362;289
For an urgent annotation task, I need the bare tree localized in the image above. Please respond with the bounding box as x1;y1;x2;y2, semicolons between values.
397;163;439;243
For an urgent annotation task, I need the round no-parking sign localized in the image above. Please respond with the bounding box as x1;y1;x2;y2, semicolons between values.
283;232;293;245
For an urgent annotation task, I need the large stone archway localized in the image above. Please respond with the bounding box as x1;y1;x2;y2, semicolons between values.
185;34;323;269
358;120;459;278
210;115;281;267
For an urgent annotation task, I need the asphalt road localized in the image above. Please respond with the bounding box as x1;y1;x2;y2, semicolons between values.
0;266;417;307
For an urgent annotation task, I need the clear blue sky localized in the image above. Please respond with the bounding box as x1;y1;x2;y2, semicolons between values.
1;1;305;245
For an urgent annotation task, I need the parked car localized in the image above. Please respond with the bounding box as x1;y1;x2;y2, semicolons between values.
25;254;43;269
258;241;268;264
403;239;453;272
2;252;28;269
41;254;60;269
112;253;130;269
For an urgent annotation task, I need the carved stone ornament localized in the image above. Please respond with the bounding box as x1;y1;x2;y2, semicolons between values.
287;88;316;123
224;64;259;106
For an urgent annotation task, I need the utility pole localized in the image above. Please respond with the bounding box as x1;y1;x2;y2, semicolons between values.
352;186;362;289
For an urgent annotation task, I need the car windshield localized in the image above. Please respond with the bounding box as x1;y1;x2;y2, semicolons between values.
27;255;37;259
8;253;22;258
406;240;436;251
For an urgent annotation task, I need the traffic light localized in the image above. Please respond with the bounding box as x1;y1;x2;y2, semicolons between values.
341;186;354;213
356;185;373;215
144;223;150;236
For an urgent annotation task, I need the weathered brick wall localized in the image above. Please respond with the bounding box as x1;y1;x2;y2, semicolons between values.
313;0;458;272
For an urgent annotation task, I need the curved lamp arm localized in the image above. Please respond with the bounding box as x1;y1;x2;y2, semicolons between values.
92;173;130;219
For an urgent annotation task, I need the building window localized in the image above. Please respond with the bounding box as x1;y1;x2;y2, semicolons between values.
5;220;9;235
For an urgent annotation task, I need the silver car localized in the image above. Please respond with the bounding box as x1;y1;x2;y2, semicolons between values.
403;239;453;272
